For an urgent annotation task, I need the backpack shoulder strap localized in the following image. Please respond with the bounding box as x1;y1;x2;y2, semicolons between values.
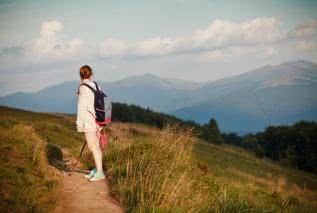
93;81;108;97
80;83;96;94
93;81;100;91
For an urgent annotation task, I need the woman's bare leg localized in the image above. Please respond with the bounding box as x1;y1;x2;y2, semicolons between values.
84;131;103;173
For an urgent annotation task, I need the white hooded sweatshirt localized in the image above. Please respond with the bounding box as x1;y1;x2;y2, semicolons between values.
76;79;100;132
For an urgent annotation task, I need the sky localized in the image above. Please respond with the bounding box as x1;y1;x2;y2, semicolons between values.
1;0;317;95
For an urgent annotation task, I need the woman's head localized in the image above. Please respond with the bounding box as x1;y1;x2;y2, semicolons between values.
79;65;93;80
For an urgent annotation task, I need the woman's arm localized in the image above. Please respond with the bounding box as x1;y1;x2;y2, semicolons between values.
76;86;88;132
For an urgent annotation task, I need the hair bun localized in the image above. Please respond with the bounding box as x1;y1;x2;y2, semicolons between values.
80;65;93;79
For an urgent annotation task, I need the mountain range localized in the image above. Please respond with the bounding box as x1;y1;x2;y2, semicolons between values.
1;60;317;133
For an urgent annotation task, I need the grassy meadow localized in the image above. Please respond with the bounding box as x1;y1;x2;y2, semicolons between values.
93;123;317;212
0;109;64;212
0;106;317;212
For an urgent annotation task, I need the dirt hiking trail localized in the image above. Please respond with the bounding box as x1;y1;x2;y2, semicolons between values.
53;162;123;213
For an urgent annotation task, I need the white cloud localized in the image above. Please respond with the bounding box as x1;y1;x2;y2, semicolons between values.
40;21;64;40
192;17;285;49
1;17;316;66
132;37;187;56
99;38;128;57
290;20;317;38
262;47;278;58
198;45;278;62
99;17;287;58
296;40;317;50
199;49;230;62
1;20;92;65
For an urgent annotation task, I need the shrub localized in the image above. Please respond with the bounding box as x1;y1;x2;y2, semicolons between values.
46;143;66;171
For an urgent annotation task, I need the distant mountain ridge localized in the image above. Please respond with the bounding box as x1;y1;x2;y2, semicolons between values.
173;60;317;133
1;60;317;133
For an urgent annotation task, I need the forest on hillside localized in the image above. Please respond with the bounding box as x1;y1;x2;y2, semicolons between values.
222;121;317;174
112;102;317;175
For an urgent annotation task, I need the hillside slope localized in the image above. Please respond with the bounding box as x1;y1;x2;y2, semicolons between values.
0;106;122;212
1;106;316;212
0;108;62;212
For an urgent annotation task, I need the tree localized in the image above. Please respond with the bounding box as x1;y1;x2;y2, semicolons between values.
241;134;258;150
207;118;223;145
222;132;242;146
254;144;265;158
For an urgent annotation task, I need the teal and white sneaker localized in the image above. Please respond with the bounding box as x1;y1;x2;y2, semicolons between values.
89;171;105;182
84;168;97;179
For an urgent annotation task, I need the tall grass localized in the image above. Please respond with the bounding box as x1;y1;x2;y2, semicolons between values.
0;123;61;212
81;123;313;212
103;124;206;212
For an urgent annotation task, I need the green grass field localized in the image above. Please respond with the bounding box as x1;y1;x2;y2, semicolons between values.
0;107;63;212
1;106;316;212
193;141;317;212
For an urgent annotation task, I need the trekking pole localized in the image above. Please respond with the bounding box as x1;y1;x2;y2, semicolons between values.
71;140;87;171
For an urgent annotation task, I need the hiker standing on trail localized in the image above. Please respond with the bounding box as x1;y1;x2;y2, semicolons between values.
76;65;106;182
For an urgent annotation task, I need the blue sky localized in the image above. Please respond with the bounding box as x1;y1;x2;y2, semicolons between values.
1;0;317;95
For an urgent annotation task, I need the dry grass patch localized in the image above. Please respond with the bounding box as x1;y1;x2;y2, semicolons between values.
103;124;212;212
0;124;61;212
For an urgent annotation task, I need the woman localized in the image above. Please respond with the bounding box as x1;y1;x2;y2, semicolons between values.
76;65;105;181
